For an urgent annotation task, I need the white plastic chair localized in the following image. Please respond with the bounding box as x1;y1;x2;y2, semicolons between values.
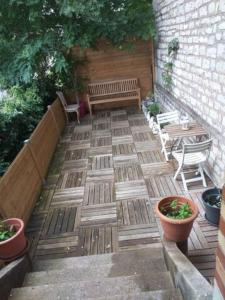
56;91;80;124
156;110;180;161
172;139;212;191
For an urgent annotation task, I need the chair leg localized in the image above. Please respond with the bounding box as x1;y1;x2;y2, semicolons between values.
181;171;188;191
76;110;80;124
174;164;182;180
199;165;207;187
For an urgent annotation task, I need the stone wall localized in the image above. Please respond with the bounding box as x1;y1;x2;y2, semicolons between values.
153;0;225;187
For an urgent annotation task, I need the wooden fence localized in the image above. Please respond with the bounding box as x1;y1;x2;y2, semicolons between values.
70;40;154;109
0;99;66;224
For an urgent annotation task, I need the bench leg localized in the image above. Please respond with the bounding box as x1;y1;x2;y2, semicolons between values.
76;110;80;124
87;97;92;117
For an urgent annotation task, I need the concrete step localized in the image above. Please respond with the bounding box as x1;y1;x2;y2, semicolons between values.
32;245;164;272
25;250;167;286
92;289;183;299
10;272;174;300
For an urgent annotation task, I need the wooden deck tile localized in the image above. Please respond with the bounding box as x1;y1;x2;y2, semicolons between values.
83;182;115;205
65;149;88;160
110;109;127;116
91;136;112;147
52;187;84;207
112;127;131;137
114;163;143;182
135;140;160;152
145;175;182;197
118;224;160;250
88;145;112;156
129;118;148;127
112;114;128;122
133;132;156;142
72;131;91;141
89;155;113;170
112;143;136;156
41;207;78;238
79;203;117;227
79;226;118;255
115;180;148;200
57;171;86;188
93;122;110;131
113;154;139;167
137;150;165;164
117;198;155;226
131;125;150;133
86;168;114;182
73;124;92;133
112;135;133;145
111;120;130;129
62;159;88;172
141;162;174;177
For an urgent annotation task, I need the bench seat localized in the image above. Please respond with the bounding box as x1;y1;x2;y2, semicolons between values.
87;78;141;116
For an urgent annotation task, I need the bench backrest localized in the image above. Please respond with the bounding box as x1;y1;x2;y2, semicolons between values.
88;78;139;96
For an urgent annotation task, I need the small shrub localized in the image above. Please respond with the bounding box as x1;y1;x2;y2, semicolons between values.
160;200;192;219
0;220;16;242
147;102;160;117
0;86;43;175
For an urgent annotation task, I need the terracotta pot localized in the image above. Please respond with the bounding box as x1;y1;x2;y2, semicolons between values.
156;196;198;242
0;218;26;260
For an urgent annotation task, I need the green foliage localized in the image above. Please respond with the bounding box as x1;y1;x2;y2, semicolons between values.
0;0;156;101
0;220;16;242
0;86;43;174
168;38;179;57
147;102;160;117
160;200;192;220
162;38;179;90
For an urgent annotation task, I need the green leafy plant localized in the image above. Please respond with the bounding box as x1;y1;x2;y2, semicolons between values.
168;38;179;57
0;220;16;242
160;200;192;220
147;102;160;117
0;1;156;103
162;38;179;89
0;86;43;175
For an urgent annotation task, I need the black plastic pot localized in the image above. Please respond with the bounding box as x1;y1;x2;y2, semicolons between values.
202;188;221;226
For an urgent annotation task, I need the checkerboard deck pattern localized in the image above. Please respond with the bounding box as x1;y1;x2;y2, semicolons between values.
27;108;217;284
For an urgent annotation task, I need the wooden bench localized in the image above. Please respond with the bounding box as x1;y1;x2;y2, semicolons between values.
87;78;141;116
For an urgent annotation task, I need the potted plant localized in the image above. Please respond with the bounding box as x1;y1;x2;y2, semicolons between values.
156;196;198;242
202;188;221;226
0;218;26;260
147;102;160;121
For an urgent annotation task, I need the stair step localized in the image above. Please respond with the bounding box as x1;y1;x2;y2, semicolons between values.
92;289;183;300
25;250;166;286
10;272;174;300
32;245;164;272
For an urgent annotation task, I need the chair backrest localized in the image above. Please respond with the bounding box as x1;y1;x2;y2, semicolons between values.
56;91;68;109
183;139;213;154
88;78;139;96
156;110;180;126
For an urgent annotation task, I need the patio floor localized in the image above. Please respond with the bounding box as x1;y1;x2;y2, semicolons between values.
26;107;217;284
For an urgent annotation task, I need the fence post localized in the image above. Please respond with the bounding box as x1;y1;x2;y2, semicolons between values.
24;139;45;184
48;105;61;138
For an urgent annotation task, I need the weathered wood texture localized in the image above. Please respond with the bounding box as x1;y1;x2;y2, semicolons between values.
0;99;66;223
72;40;153;109
26;107;217;285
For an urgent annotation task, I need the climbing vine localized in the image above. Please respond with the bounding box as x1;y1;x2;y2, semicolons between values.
162;38;179;89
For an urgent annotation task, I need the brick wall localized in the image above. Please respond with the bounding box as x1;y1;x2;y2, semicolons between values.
153;0;225;187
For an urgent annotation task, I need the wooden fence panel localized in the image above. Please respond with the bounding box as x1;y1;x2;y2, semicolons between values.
51;99;66;133
29;110;59;179
72;40;153;109
0;99;66;224
0;145;42;223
